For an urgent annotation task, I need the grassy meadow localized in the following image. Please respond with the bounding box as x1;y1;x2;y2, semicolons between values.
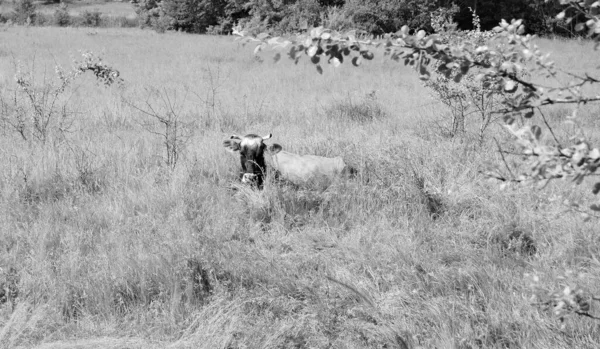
0;26;600;348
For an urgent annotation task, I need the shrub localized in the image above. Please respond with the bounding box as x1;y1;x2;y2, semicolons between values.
0;12;16;24
124;87;192;169
319;6;355;32
274;0;323;33
34;12;51;26
81;8;102;27
206;23;228;35
340;0;439;35
422;7;502;139
151;14;171;34
1;52;122;144
53;3;71;27
13;0;37;25
132;0;228;33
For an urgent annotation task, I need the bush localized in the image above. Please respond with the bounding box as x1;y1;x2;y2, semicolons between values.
13;0;37;25
151;15;171;34
319;6;355;32
0;12;16;24
158;0;229;33
53;3;71;27
275;0;323;33
132;0;247;34
422;7;502;139
34;12;51;26
206;22;230;35
340;0;438;35
81;9;102;27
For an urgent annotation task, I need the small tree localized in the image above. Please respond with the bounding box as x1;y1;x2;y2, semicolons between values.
125;87;193;169
1;52;122;145
53;2;71;27
81;9;102;27
424;7;502;139
13;0;37;25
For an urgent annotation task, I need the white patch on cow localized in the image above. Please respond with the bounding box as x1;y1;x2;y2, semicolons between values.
267;151;347;189
242;173;257;183
240;137;263;148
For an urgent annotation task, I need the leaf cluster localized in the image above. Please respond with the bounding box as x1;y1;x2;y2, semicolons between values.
529;273;600;325
240;26;375;74
75;51;123;87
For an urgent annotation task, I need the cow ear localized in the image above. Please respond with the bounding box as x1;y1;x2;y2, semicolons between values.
223;139;241;152
267;143;282;154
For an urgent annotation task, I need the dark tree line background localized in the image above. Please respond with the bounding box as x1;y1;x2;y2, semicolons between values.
130;0;573;35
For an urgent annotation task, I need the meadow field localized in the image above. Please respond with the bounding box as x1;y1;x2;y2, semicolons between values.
0;26;599;348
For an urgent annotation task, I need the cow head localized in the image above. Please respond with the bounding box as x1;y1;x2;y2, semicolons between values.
223;133;282;187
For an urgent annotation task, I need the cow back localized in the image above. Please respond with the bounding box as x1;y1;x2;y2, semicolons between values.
269;151;346;186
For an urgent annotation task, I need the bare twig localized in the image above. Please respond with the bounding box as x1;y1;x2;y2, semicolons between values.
494;137;516;180
537;108;561;147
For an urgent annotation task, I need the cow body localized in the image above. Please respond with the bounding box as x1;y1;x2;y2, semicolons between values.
223;133;352;188
269;151;346;187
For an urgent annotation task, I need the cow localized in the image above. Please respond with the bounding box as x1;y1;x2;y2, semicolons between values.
223;133;354;188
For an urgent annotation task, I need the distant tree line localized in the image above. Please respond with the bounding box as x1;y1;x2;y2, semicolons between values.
2;0;139;28
130;0;574;35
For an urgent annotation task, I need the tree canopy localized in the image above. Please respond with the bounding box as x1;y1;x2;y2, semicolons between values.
132;0;570;35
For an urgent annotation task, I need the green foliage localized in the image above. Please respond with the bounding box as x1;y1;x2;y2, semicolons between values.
319;6;355;32
132;0;241;33
1;52;122;144
1;0;568;35
274;0;323;33
449;0;560;34
12;0;37;25
81;9;102;27
53;3;71;27
129;0;455;35
424;7;503;138
529;272;600;325
159;0;225;33
8;63;78;144
257;0;564;36
342;0;439;35
75;51;123;86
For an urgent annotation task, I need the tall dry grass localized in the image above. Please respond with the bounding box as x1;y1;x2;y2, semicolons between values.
0;27;599;348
